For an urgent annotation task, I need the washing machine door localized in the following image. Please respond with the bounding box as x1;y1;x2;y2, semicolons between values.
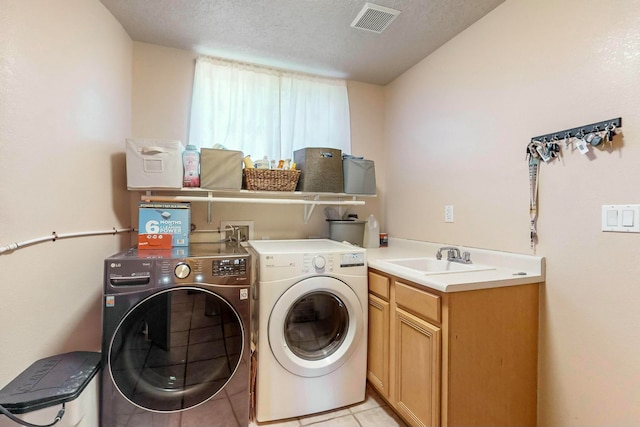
108;287;244;412
268;276;363;378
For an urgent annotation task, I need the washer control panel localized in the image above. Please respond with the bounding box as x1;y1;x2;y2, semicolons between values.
212;257;248;277
174;262;191;279
105;246;251;292
164;256;249;285
340;252;365;267
303;253;333;273
299;252;365;274
312;255;326;271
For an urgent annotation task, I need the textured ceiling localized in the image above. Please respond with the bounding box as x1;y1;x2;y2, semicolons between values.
99;0;505;85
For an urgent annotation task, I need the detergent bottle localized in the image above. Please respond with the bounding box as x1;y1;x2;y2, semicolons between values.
183;145;200;187
364;214;380;248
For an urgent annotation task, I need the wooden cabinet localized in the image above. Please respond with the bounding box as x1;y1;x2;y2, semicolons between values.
367;269;539;427
367;271;391;398
394;307;440;426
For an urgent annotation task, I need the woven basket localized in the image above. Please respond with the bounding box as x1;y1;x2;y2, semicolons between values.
243;169;301;191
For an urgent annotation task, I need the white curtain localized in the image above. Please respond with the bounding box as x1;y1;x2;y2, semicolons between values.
280;72;351;157
188;56;351;162
188;57;281;160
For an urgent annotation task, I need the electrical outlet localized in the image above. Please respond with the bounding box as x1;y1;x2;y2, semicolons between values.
444;205;454;223
221;220;254;242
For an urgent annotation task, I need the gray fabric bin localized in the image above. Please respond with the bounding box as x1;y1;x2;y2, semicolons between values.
200;148;243;190
294;148;343;193
343;158;376;194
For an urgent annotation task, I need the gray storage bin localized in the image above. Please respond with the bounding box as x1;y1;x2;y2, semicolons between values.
200;148;243;190
294;148;343;193
343;158;376;194
327;220;366;246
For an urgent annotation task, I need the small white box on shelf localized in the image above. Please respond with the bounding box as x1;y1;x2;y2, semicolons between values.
126;138;184;188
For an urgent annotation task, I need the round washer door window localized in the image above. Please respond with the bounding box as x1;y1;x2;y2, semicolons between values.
109;287;244;412
284;291;348;360
268;276;363;378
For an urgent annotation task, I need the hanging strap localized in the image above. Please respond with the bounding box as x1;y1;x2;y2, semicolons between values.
528;156;540;250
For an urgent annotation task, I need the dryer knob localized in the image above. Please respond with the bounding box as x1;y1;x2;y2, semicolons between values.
313;256;326;270
174;263;191;279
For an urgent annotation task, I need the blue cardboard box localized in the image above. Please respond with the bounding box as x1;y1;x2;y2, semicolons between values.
138;202;190;247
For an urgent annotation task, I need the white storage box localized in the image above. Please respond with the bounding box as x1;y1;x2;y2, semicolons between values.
126;138;184;188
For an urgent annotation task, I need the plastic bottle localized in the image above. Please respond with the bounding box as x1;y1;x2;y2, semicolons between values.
256;156;269;169
364;214;380;248
183;145;200;187
243;155;254;169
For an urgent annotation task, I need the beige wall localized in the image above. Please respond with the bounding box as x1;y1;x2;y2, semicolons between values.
130;42;385;240
384;0;640;424
0;1;132;383
3;0;637;423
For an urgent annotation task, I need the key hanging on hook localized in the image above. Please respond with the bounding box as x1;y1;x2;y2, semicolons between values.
605;123;617;145
563;132;573;149
535;138;552;163
549;135;561;159
575;129;590;154
589;126;604;147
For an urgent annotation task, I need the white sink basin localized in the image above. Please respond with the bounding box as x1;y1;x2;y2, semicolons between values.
380;257;494;275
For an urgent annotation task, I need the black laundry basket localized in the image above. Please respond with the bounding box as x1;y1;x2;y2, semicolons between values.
0;352;100;427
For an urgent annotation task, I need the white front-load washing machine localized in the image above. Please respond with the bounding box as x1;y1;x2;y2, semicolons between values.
248;239;367;422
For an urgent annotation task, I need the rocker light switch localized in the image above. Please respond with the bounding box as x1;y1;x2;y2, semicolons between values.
622;210;635;227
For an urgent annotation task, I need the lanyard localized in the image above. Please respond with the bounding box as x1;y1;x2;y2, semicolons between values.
528;156;540;250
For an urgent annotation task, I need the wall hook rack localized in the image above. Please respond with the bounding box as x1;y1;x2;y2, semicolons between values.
526;116;623;252
530;117;622;143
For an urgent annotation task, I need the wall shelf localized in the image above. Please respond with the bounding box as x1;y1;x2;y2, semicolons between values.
132;188;373;224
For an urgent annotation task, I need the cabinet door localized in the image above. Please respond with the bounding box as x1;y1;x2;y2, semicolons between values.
367;293;390;398
394;308;441;427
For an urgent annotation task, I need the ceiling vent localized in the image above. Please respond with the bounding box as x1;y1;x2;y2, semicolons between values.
350;3;401;33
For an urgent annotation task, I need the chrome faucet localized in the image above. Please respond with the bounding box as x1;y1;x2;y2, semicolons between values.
436;246;472;264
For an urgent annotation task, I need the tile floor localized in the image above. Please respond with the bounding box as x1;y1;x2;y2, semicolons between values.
250;384;407;427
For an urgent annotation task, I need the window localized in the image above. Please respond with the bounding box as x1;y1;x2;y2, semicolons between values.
188;57;351;162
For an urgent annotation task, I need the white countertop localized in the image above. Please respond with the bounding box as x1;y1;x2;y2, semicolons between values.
366;238;545;293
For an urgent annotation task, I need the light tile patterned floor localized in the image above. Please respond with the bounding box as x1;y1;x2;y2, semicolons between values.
250;384;407;427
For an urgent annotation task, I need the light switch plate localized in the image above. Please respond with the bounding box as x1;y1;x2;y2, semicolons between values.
601;205;640;232
444;205;454;223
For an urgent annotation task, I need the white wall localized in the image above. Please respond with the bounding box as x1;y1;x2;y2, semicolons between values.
0;1;132;384
384;0;640;424
130;42;386;240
